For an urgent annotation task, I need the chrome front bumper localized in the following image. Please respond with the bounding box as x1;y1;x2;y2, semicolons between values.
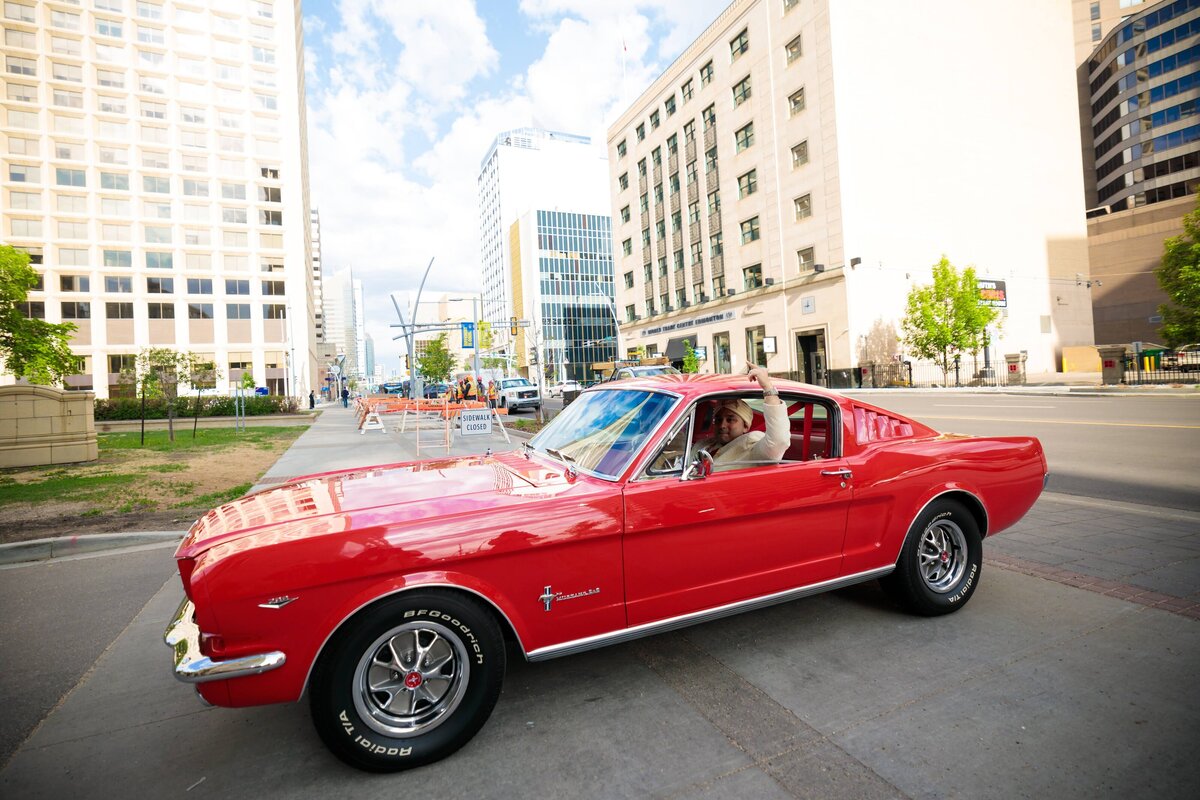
164;598;286;684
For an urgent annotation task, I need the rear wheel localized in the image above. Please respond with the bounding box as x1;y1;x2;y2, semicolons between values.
881;499;982;616
309;592;505;772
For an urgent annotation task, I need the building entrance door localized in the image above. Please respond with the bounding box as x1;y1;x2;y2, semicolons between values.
796;330;827;385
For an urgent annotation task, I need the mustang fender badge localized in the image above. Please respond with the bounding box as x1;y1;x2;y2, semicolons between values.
539;585;600;612
259;596;298;609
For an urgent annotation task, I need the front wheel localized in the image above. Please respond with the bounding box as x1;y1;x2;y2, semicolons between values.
881;499;982;616
309;592;505;772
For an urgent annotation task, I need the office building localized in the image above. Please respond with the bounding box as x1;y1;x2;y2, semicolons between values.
1074;0;1198;344
608;0;1094;380
2;0;314;398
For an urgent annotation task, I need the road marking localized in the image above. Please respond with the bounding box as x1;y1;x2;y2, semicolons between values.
919;414;1200;430
934;404;1056;409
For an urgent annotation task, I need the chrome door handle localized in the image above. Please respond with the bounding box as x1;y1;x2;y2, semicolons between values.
820;468;852;479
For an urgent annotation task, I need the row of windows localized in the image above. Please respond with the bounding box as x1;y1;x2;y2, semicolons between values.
1090;43;1200;119
5;86;281;120
1097;123;1200;199
1088;15;1200;95
1094;97;1199;159
26;300;284;321
32;275;285;295
1090;72;1199;141
1089;0;1199;72
8;212;284;240
3;0;276;26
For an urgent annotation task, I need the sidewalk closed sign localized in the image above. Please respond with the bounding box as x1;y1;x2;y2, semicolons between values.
459;408;492;436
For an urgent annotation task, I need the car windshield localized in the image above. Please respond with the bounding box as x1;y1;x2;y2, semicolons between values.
503;379;532;388
530;389;677;479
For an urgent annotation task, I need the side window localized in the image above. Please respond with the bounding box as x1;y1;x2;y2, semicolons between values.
781;396;837;462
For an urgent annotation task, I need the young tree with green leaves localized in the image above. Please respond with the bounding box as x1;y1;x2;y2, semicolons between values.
1156;195;1200;347
0;245;79;385
134;348;209;443
901;256;1000;384
417;333;454;384
682;339;700;373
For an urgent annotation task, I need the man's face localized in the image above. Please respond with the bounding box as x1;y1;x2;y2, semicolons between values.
713;407;748;444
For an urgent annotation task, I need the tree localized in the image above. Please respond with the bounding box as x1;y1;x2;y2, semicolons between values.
1156;194;1200;347
682;339;700;373
901;256;1000;384
0;245;79;384
417;333;454;383
134;348;208;443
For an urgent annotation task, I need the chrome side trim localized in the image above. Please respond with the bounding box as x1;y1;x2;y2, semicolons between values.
164;598;286;684
525;566;894;662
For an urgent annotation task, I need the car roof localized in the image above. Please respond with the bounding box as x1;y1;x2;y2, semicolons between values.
591;373;845;403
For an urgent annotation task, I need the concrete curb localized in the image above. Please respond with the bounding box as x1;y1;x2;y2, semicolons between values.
0;530;185;566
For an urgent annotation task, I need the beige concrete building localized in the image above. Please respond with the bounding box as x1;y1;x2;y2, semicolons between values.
608;0;1094;381
2;0;315;398
1072;0;1198;345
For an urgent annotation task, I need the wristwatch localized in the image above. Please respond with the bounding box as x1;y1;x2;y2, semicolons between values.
762;388;779;397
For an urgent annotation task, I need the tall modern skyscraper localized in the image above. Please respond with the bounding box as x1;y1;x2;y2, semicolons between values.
608;0;1094;380
1073;0;1198;344
477;128;613;379
2;0;314;398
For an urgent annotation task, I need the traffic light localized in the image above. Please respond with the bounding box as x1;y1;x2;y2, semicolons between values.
510;316;519;336
404;354;410;371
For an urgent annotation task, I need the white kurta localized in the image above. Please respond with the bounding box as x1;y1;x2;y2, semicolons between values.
693;401;790;468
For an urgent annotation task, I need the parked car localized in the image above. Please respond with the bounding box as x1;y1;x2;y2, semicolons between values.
1163;344;1200;372
421;383;450;399
165;374;1046;772
497;377;540;412
609;364;682;380
548;380;581;397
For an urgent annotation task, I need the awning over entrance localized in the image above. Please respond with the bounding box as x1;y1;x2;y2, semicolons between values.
664;335;697;360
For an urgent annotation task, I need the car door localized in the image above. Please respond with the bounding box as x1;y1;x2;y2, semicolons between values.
621;397;852;627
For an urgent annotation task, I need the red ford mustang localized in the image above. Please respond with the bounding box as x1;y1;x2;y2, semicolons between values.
165;374;1046;772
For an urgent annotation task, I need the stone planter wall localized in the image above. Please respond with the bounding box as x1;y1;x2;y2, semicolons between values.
0;385;98;467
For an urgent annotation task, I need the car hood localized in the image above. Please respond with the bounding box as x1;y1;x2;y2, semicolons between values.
175;451;572;558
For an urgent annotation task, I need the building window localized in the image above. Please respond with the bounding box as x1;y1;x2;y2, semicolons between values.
9;164;40;183
788;87;806;116
106;276;133;293
61;301;91;319
188;303;214;319
227;303;251;319
187;278;213;294
616;139;626;157
104;249;132;268
5;2;36;22
700;60;714;87
6;56;36;76
707;190;721;216
702;104;717;128
143;176;170;193
738;169;758;198
785;34;803;64
620;205;631;223
712;274;726;297
109;355;136;373
56;168;85;187
625;304;636;322
106;302;134;319
730;28;749;61
650;109;660;130
263;304;286;319
259;210;282;226
791;140;809;169
1091;23;1102;41
665;95;676;116
145;251;172;269
681;78;694;101
784;0;800;12
746;325;766;366
688;201;700;225
710;232;723;257
732;75;752;107
743;264;763;289
60;275;90;292
261;280;285;296
797;247;815;271
622;238;633;256
735;122;755;152
1090;2;1100;20
226;279;250;295
618;172;629;190
740;216;761;244
794;194;812;220
636;122;645;141
624;271;634;289
147;277;174;294
147;302;174;319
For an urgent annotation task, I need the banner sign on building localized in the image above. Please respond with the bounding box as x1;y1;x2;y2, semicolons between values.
978;279;1008;308
461;321;476;349
642;310;735;337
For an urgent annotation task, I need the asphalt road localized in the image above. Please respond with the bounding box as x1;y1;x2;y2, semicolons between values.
840;392;1200;511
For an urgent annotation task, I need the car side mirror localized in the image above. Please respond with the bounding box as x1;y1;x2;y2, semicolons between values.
685;449;714;480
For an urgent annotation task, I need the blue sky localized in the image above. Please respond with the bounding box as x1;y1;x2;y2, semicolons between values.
299;0;731;371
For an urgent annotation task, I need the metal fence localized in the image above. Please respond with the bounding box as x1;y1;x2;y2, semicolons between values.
1119;354;1200;385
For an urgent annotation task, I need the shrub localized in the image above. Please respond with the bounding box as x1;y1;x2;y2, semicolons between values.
95;395;300;421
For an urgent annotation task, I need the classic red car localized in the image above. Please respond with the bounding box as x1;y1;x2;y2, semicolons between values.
165;374;1046;772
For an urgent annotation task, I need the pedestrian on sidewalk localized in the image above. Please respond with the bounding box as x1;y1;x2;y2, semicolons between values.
341;387;349;408
308;390;315;410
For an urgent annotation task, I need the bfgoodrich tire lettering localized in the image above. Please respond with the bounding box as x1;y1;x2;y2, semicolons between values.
309;592;505;772
881;499;983;617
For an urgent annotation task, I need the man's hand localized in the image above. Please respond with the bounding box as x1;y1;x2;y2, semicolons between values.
746;365;781;404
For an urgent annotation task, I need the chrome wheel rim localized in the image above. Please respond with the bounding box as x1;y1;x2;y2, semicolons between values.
352;621;469;737
918;519;968;593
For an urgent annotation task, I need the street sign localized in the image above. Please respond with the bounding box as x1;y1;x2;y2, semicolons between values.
459;408;492;436
518;320;532;327
462;322;476;349
329;365;341;376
